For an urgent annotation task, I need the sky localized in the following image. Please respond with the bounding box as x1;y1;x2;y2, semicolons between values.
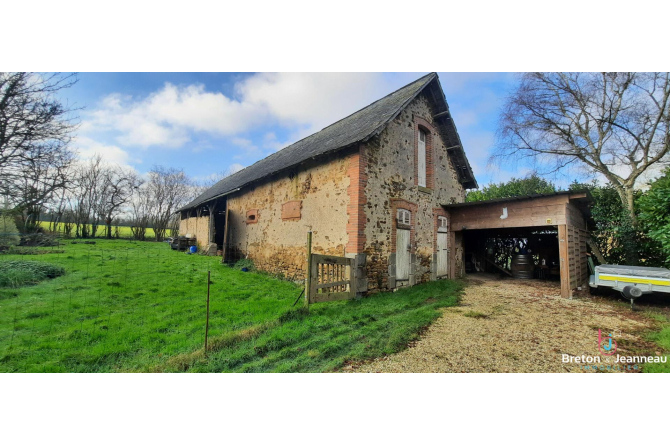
62;72;529;188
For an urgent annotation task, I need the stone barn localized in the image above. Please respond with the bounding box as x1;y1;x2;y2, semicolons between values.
178;72;477;293
178;72;594;297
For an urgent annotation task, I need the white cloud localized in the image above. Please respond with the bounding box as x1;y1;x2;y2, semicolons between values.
80;73;390;150
237;72;387;131
231;137;258;153
74;136;139;171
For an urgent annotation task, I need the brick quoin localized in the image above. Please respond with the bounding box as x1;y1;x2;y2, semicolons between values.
346;146;368;254
413;115;435;190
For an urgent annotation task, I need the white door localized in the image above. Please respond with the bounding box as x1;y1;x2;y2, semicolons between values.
437;232;448;277
396;228;410;281
436;216;449;277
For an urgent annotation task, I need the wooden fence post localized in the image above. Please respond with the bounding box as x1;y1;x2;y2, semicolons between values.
304;231;312;307
205;270;211;355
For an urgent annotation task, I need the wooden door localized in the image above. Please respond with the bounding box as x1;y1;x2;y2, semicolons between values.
437;216;448;277
396;228;410;281
437;232;448;277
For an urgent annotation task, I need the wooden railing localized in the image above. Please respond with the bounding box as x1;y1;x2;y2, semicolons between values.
308;254;355;303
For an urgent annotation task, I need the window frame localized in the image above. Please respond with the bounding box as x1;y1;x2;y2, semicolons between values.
437;216;448;232
417;128;427;187
397;208;411;227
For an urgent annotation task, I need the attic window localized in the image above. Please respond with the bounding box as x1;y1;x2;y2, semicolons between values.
246;209;259;224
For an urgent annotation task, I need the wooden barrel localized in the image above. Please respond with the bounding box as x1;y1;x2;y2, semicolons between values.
511;254;534;279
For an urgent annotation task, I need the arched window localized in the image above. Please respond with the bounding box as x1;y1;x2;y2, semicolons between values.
437;216;448;232
397;208;411;226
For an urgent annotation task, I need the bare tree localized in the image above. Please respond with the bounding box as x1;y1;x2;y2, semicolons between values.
71;156;106;238
0;72;77;230
190;167;237;198
146;166;190;241
129;180;150;241
496;72;670;222
96;166;139;239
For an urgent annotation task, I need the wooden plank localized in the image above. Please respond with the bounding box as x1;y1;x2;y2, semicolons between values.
316;280;350;289
312;253;352;266
220;205;229;264
558;224;570;298
483;257;513;276
448;231;456;279
451;216;567;230
309;259;318;303
305;232;313;306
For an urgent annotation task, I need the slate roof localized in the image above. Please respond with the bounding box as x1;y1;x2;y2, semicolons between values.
180;72;477;211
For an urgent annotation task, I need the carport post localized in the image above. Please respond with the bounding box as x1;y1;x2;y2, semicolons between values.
558;225;570;298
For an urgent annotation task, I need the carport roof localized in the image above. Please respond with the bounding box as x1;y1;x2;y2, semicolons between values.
443;190;593;218
444;190;592;207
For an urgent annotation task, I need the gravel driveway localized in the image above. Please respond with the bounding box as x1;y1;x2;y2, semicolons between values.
346;274;659;373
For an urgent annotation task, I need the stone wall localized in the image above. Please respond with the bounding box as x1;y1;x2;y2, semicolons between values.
361;92;465;292
225;150;355;280
179;215;210;249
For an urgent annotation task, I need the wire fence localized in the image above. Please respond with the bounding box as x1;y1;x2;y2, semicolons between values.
0;236;220;372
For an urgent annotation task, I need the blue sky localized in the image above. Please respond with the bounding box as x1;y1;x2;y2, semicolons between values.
64;72;525;188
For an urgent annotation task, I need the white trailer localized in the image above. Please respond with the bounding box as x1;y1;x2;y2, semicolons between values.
590;264;670;307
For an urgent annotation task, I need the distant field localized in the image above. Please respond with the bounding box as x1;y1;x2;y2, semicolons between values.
38;222;172;239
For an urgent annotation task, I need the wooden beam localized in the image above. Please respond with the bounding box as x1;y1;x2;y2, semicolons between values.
305;232;312;307
448;230;456;279
558;225;570;298
311;253;352;266
483;257;513;277
220;205;229;264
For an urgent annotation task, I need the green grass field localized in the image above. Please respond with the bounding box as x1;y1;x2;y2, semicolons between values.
0;239;463;372
643;312;670;373
37;222;172;239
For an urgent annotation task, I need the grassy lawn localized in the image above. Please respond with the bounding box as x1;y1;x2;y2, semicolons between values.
0;239;462;372
643;312;670;373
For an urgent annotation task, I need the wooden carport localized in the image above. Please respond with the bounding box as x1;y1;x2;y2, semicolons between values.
443;191;592;298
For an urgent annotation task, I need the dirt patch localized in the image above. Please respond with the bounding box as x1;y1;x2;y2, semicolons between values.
344;274;659;373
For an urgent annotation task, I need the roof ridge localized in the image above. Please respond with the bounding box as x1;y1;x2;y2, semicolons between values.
317;72;435;133
179;71;477;212
185;73;437;206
